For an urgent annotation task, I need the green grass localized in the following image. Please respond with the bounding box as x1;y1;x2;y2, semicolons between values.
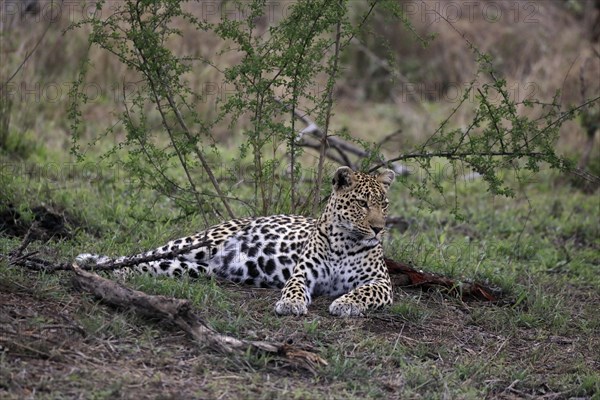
388;296;430;323
1;141;599;399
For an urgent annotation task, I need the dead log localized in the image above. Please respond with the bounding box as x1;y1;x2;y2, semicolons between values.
70;263;327;373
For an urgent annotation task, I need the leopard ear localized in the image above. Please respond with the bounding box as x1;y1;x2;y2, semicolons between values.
332;166;356;192
376;169;395;190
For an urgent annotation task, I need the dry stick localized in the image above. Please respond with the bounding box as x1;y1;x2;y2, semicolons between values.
86;239;214;272
70;264;327;373
7;256;68;273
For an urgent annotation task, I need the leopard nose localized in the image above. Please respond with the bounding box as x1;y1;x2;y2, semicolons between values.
371;226;383;235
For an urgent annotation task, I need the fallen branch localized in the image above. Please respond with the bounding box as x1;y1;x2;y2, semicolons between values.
70;263;327;373
385;258;502;302
272;97;410;175
295;138;350;166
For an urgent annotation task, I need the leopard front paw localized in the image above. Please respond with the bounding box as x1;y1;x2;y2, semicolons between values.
275;298;308;316
329;298;365;317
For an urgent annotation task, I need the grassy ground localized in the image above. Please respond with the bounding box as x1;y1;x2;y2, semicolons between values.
0;143;598;399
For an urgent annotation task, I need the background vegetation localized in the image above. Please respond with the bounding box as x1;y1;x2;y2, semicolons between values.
1;0;598;398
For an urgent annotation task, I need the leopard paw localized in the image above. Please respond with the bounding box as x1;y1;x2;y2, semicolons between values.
329;299;365;317
274;298;308;316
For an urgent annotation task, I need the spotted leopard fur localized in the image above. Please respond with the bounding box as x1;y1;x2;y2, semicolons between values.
76;167;395;317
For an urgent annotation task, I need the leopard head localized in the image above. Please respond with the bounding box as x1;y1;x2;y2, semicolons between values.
325;166;395;243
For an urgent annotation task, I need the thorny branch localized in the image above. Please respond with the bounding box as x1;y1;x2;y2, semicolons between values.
369;150;600;185
389;4;600;184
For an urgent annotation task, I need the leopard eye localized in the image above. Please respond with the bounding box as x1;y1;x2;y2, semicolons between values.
356;199;368;208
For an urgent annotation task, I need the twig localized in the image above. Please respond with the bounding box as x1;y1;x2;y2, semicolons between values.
477;88;506;152
378;129;404;146
313;5;346;214
571;166;600;185
420;0;600;181
0;338;53;359
370;150;543;172
8;251;40;267
5;255;69;272
371;148;600;184
287;6;331;214
350;38;423;107
122;81;210;227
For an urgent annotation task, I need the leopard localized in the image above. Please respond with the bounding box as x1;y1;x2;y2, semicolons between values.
76;166;395;317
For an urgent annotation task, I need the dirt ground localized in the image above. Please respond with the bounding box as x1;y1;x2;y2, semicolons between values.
1;269;598;399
